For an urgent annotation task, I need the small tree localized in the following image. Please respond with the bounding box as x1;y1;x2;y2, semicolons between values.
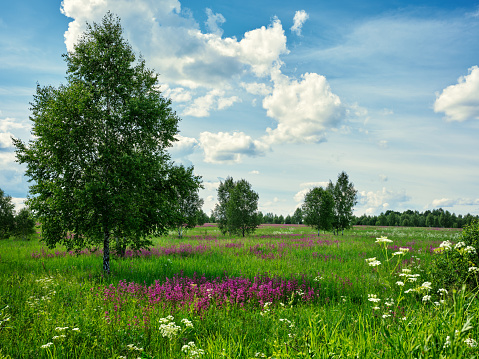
213;177;260;236
13;208;36;240
292;207;303;224
0;188;15;239
213;177;235;235
168;165;203;238
13;13;197;273
331;171;358;235
302;187;335;235
226;179;260;237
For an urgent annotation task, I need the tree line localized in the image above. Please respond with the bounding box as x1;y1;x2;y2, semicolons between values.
0;188;36;240
209;172;358;237
354;209;479;229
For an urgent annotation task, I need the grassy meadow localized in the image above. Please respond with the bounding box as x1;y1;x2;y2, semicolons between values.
1;224;478;358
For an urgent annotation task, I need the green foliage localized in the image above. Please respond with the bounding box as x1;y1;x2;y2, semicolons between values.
167;165;203;238
13;208;36;240
0;188;15;239
302;187;335;235
430;219;479;290
331;171;358;234
12;13;198;273
214;177;260;236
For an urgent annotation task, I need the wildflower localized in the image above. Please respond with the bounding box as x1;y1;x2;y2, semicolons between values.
439;241;452;250
52;335;66;340
420;282;432;291
444;336;451;348
181;318;194;328
368;294;380;303
465;246;477;254
385;299;394;306
41;342;53;349
401;268;412;274
422;295;431;302
438;288;448;295
382;314;391;318
396;281;405;286
464;338;478;348
376;236;393;243
55;326;69;331
455;241;465;249
372;306;380;310
399;247;410;253
367;259;381;267
313;276;323;282
159;318;181;340
469;267;479;273
71;328;80;332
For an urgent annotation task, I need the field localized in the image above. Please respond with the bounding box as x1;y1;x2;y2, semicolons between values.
1;224;478;358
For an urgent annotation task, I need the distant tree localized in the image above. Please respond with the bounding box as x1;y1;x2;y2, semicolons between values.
197;210;209;226
13;14;197;273
0;188;15;239
13;208;36;240
332;172;358;235
285;215;292;224
378;213;388;226
278;215;285;224
263;212;274;224
292;207;303;224
224;179;260;237
302;187;335;235
213;177;235;235
167;165;203;238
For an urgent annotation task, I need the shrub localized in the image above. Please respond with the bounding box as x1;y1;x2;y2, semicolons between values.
430;219;479;290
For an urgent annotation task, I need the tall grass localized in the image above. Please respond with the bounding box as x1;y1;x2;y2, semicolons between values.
0;225;477;358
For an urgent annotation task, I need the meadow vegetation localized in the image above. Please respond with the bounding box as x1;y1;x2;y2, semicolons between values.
1;223;478;358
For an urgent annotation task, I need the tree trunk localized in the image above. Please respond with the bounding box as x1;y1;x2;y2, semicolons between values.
103;229;110;274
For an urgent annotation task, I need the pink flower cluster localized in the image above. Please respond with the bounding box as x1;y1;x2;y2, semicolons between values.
100;273;318;314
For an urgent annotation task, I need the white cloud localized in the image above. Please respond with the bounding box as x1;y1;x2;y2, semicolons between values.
293;181;330;203
160;84;192;103
378;140;388;148
11;197;27;212
182;89;241;117
249;170;260;175
170;134;199;156
205;8;225;36
357;187;410;214
61;0;287;91
434;66;479;122
431;198;479;208
199;131;268;163
0;132;13;149
241;82;272;96
290;10;309;36
262;71;345;144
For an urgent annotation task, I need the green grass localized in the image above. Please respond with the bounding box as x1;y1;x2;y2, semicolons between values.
0;225;477;358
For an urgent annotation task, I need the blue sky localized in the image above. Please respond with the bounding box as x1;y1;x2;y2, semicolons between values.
1;0;479;217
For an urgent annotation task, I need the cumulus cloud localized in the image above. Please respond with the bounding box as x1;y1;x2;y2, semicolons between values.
290;10;309;36
169;134;199;156
0;132;13;149
160;84;192;103
293;181;330;202
241;82;272;96
199;131;268;163
431;198;479;208
61;0;287;90
262;71;345;144
434;66;479;122
249;170;260;175
357;187;410;214
183;89;241;117
205;8;225;36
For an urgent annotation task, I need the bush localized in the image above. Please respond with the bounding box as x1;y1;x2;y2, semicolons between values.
430;219;479;290
13;208;36;240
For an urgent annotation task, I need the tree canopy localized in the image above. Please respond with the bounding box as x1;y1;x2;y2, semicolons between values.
302;187;335;235
13;13;200;273
213;177;260;237
0;188;15;239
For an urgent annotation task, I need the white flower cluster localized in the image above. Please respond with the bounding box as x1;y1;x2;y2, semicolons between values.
464;338;478;348
469;267;479;273
182;341;205;358
439;240;453;250
365;257;381;267
260;302;272;316
159;316;181;340
181;318;194;328
368;294;380;303
127;344;144;352
375;236;393;243
392;247;410;256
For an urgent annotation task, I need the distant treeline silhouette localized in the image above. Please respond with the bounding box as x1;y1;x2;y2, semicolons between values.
353;208;479;228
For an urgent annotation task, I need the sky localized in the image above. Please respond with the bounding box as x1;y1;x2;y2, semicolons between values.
1;0;479;218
